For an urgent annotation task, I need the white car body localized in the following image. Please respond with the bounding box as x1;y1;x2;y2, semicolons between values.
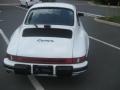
19;0;42;7
4;3;89;77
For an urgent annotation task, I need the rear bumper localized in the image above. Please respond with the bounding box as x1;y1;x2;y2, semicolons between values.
3;58;88;77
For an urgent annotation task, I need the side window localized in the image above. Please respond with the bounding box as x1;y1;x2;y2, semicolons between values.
77;14;80;26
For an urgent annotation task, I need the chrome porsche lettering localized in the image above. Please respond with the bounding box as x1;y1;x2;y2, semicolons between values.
37;39;54;43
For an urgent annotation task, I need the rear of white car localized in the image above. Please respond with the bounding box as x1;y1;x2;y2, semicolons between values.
4;3;89;77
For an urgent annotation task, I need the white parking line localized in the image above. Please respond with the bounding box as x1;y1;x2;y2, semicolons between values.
0;29;44;90
0;29;9;44
28;75;44;90
89;36;120;50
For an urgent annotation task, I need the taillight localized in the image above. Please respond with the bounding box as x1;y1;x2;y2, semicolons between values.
66;56;86;64
64;58;74;64
6;54;86;64
75;56;86;63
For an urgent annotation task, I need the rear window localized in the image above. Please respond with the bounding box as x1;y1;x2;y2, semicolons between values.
23;28;72;39
25;7;74;26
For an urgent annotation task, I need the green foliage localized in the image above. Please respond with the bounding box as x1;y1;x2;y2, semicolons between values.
92;0;120;5
99;16;120;23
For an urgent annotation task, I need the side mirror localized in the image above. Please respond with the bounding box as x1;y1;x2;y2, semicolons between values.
77;12;84;17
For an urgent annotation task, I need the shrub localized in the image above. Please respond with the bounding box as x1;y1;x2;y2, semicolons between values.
92;0;120;5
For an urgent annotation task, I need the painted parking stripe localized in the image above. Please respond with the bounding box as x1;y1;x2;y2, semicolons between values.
0;29;9;44
89;36;120;50
0;29;44;90
28;75;44;90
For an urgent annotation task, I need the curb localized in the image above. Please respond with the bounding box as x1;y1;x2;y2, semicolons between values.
88;1;120;9
94;17;120;27
80;11;104;17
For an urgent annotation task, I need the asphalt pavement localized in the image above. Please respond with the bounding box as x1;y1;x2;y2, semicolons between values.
0;0;19;4
0;0;120;90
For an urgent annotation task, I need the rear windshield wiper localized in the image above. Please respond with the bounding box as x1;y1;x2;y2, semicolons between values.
34;24;51;29
34;24;38;28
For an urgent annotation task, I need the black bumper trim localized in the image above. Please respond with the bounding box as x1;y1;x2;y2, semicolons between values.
4;64;31;75
14;64;31;74
33;65;53;75
73;65;88;72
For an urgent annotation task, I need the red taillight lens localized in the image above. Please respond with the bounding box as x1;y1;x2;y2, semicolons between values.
12;56;22;61
67;56;86;64
76;56;86;63
6;54;86;64
64;58;74;64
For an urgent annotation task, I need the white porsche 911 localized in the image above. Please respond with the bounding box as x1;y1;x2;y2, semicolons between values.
4;3;89;77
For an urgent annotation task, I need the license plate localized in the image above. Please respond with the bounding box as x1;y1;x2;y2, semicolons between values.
33;65;53;75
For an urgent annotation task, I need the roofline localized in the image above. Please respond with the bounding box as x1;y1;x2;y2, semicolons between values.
30;2;76;11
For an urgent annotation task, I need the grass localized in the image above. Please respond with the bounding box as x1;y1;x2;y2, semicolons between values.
91;0;120;6
99;16;120;24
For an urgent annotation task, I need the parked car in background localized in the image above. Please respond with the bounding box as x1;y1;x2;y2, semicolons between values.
4;3;89;77
19;0;42;7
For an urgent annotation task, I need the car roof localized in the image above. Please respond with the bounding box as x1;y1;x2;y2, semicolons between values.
30;2;76;11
